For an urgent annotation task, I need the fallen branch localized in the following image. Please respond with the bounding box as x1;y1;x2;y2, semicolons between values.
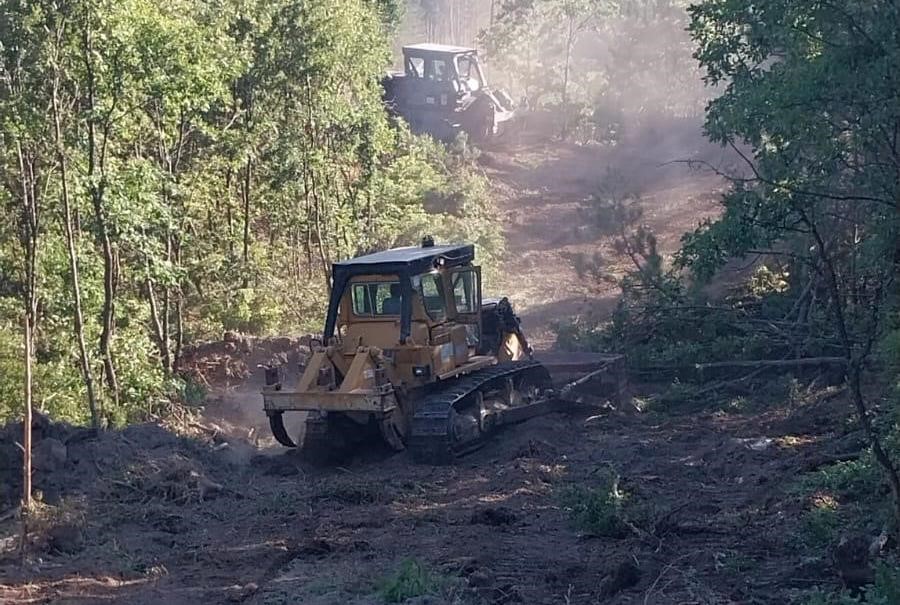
693;357;847;371
633;356;849;378
0;508;17;524
800;451;863;473
690;367;767;398
643;552;695;605
559;365;611;398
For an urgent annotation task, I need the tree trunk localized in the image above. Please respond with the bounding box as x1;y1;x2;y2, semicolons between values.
241;156;252;289
172;239;184;371
161;234;172;373
96;217;119;408
21;308;33;552
15;140;39;553
561;13;574;139
82;18;119;409
809;220;900;533
146;271;171;375
52;62;100;429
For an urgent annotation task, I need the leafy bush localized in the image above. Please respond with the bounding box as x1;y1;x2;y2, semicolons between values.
792;455;893;553
377;559;446;603
558;470;628;537
796;457;885;503
803;564;900;605
797;503;845;551
178;377;207;407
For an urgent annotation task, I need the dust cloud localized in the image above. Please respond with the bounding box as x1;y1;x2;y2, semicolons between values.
387;4;737;348
181;337;310;457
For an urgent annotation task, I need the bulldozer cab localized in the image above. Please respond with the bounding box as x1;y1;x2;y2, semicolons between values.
401;43;488;98
323;241;490;384
382;42;516;142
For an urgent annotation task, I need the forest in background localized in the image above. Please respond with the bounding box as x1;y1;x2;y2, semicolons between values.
0;0;717;427
0;0;503;427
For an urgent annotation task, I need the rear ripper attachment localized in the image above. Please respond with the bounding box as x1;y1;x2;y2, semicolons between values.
261;238;626;464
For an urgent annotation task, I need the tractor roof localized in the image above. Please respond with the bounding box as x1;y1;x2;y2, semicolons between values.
334;244;474;274
402;42;476;56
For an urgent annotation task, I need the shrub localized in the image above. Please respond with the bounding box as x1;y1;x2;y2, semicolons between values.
803;564;900;604
558;470;628;537
377;558;446;603
792;455;893;554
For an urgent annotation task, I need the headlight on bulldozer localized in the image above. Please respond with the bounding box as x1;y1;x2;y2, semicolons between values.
412;365;431;378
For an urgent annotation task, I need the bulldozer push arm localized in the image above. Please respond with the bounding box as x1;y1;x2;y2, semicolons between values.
263;346;400;447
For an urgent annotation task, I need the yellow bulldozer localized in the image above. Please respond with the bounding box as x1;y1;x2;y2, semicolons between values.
262;238;624;463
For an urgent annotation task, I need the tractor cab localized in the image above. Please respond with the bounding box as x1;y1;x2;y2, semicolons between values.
382;43;517;141
324;240;512;385
401;43;488;97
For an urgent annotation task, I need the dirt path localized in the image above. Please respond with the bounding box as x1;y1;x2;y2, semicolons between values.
0;391;848;604
485;122;729;348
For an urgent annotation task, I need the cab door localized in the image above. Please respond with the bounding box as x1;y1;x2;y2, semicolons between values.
449;266;482;351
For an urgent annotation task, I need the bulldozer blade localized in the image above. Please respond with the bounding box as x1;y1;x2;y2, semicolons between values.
268;412;297;448
535;352;627;405
493;366;624;429
495;396;568;426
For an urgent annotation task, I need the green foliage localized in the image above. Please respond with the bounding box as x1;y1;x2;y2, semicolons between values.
684;0;900;529
803;564;900;605
558;470;628;537
796;457;884;504
558;223;797;372
0;0;504;426
791;454;893;557
377;558;446;603
682;0;899;323
178;377;207;408
797;504;845;551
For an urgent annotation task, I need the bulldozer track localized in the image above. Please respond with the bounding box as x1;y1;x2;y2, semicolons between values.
408;360;551;465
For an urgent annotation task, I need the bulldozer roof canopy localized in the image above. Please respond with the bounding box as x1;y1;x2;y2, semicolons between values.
333;244;474;274
402;43;476;56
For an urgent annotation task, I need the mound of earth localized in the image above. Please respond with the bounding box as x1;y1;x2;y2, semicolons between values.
0;411;233;521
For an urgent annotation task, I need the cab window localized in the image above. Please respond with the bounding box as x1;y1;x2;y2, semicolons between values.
352;282;401;316
407;56;424;78
418;273;446;321
427;58;449;82
452;270;477;314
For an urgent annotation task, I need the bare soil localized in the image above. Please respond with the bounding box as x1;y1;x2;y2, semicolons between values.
486;119;730;348
0;124;848;604
0;375;851;604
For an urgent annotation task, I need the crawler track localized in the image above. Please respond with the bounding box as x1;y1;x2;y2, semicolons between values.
407;360;551;464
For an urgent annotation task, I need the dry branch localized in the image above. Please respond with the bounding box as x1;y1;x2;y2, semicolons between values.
693;357;847;371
